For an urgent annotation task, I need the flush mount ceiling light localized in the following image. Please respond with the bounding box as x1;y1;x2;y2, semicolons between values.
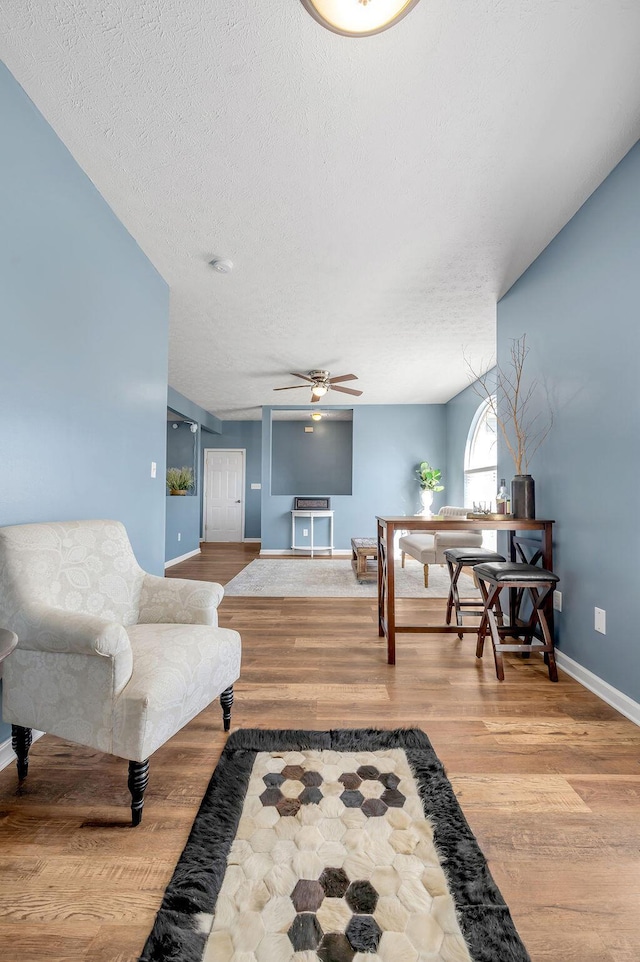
300;0;421;37
310;411;323;420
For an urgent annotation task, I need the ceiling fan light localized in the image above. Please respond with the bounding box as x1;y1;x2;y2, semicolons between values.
300;0;421;37
311;383;328;397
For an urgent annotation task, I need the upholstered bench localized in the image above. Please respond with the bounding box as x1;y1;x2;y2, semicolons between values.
398;506;483;588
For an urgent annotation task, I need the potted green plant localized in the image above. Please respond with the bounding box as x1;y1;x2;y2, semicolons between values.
415;461;444;516
166;466;194;495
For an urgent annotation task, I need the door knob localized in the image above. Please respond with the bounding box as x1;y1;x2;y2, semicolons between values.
235;500;241;503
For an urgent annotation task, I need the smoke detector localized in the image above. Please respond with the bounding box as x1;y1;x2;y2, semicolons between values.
209;257;233;274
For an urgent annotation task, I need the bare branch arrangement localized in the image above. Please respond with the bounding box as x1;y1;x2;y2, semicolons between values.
467;334;553;476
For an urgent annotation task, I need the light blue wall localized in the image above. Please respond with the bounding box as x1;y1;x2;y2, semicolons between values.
0;63;169;571
167;421;199;482
165;494;202;561
165;388;222;562
0;62;170;740
497;140;640;704
202;422;263;540
261;405;446;550
272;420;353;496
445;371;497;506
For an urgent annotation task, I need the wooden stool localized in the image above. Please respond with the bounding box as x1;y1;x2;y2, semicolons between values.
443;547;506;638
351;537;378;583
473;561;559;682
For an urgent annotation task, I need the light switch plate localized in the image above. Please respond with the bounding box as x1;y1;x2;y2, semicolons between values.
150;461;157;478
594;607;606;634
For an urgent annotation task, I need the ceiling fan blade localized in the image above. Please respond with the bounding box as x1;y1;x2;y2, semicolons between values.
330;385;363;396
328;374;358;383
311;394;320;403
290;372;315;383
273;385;310;391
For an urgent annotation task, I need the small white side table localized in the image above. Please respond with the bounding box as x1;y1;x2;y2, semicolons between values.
291;510;334;557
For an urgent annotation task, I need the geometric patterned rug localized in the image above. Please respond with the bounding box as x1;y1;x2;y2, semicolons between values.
140;729;530;962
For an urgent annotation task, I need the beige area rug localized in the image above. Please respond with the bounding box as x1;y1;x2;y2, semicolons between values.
223;559;480;599
140;729;531;962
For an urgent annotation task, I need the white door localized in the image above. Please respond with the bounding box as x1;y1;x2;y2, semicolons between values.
204;449;245;542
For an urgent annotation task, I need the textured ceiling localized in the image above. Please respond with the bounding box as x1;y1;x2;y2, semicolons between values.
2;2;640;419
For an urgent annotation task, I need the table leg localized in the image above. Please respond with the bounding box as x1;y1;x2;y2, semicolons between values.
386;527;396;665
542;521;555;644
377;521;385;637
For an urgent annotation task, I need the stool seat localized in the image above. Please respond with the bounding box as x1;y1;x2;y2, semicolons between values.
474;562;559;583
444;547;505;566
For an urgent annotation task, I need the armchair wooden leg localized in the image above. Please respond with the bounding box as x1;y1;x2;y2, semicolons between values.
220;685;234;732
423;564;429;588
128;759;150;827
401;551;406;568
12;725;32;782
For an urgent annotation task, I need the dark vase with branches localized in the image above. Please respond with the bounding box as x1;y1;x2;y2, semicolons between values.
468;335;553;518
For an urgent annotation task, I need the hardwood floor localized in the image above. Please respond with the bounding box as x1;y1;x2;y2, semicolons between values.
1;542;639;961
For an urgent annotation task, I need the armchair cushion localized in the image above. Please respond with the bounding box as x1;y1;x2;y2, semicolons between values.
138;574;223;626
115;623;241;760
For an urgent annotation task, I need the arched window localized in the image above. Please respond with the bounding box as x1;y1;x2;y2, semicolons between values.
464;397;498;545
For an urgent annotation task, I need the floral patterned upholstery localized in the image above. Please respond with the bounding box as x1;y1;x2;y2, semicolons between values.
0;520;241;763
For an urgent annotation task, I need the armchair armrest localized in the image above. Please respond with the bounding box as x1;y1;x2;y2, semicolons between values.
137;574;224;626
16;605;130;657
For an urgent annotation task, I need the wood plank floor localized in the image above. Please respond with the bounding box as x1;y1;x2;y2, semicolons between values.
1;542;639;961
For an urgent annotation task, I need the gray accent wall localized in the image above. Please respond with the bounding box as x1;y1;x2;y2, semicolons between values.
271;420;353;495
497;139;640;705
0;62;170;741
261;405;446;550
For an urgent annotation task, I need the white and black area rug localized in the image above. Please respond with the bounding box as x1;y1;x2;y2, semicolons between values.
140;729;530;962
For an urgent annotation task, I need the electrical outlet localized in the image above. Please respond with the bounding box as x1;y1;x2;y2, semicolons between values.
594;607;606;634
303;528;309;537
251;483;261;490
553;590;562;612
150;461;157;478
177;532;181;542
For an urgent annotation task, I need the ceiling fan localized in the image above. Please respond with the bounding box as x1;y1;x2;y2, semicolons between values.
273;370;363;403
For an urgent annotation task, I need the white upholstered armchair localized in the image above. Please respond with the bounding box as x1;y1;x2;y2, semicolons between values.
0;520;241;825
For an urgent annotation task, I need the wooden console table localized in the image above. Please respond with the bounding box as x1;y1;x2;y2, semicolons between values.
376;515;555;665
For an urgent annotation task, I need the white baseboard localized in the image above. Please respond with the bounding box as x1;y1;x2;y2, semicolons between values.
0;730;45;772
164;548;201;568
555;651;640;727
243;538;261;543
259;549;351;557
